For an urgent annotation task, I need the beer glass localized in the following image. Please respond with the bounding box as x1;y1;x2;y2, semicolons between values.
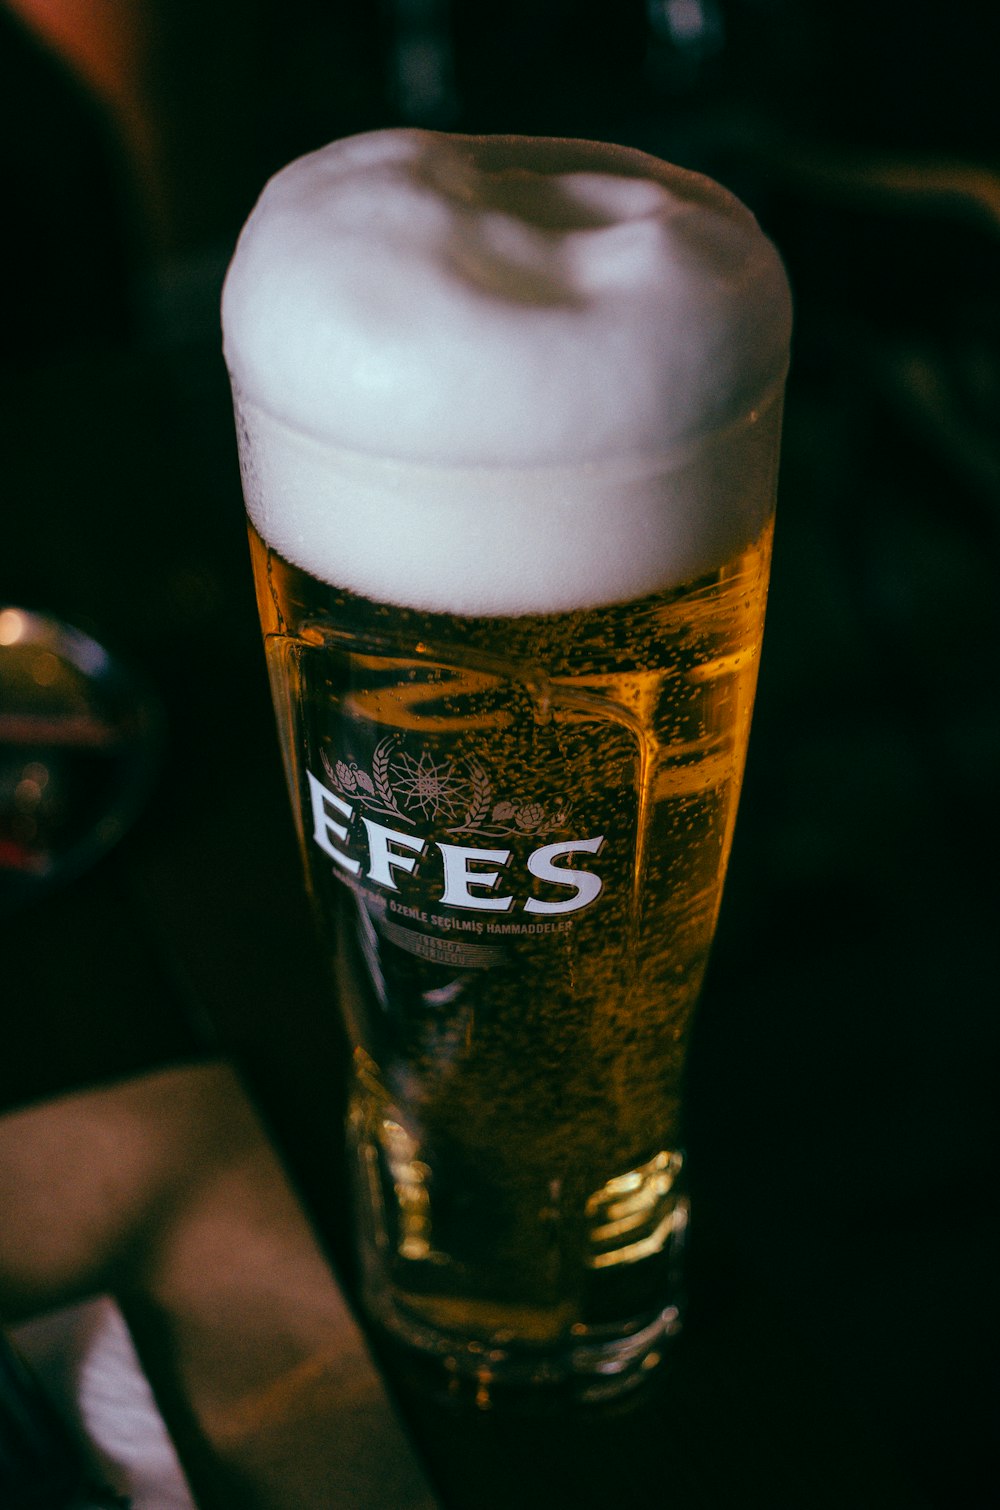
223;130;791;1401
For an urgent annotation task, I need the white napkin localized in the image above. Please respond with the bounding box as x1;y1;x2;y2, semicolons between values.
12;1295;195;1509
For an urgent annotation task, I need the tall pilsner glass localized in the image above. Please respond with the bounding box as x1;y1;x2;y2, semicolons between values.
222;131;791;1402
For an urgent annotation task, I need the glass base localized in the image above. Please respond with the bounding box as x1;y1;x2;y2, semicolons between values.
371;1299;683;1409
348;1073;689;1408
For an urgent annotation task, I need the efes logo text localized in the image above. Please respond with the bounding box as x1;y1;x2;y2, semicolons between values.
306;769;605;918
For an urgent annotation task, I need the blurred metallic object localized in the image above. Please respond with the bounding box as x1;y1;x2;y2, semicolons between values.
387;0;458;125
751;140;1000;233
0;610;161;912
647;0;725;68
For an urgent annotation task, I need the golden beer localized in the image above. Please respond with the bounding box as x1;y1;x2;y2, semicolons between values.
250;516;772;1388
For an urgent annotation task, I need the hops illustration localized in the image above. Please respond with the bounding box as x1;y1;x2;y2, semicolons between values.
515;803;546;832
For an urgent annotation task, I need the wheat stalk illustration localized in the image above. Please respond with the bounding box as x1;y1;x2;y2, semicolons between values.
448;757;492;834
372;736;408;819
319;746;338;785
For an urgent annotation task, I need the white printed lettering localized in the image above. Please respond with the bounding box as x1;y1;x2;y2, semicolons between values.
523;835;604;915
438;843;514;912
307;770;360;875
362;818;425;890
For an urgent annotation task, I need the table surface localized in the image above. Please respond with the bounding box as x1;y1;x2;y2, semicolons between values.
3;174;999;1507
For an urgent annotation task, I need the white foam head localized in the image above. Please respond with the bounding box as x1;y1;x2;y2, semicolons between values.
222;130;791;614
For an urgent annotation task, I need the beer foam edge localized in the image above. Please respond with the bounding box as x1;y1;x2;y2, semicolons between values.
222;130;791;615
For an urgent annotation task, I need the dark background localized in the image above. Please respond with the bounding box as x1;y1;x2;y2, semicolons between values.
3;3;999;1506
